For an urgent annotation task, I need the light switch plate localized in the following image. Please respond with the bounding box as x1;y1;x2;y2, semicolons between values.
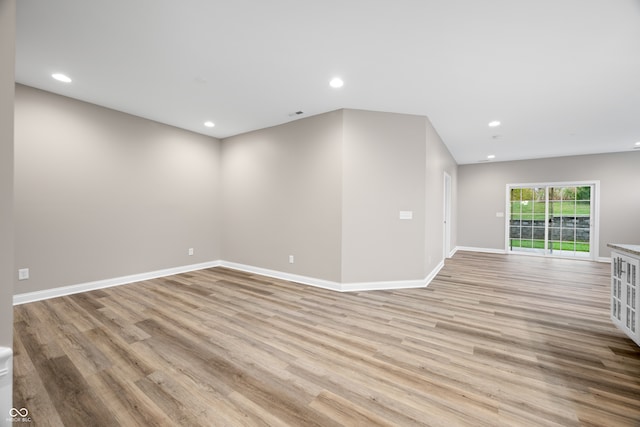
399;211;413;220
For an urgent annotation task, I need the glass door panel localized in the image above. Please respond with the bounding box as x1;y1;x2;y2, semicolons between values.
508;184;593;258
509;187;545;254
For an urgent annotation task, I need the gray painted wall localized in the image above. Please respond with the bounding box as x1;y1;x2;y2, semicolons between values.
0;0;15;350
1;0;15;419
222;108;457;284
13;87;458;294
424;118;458;273
14;85;222;294
221;110;343;282
458;151;640;257
341;110;427;283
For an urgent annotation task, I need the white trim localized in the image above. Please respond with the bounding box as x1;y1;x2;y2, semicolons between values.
220;261;342;292
503;249;596;261
0;347;10;378
426;259;446;284
505;180;600;260
443;171;452;259
13;260;222;305
340;279;425;292
504;185;511;251
13;259;448;305
448;246;459;258
221;260;445;292
341;260;445;292
455;246;507;254
0;347;12;427
506;180;601;189
592;181;601;259
456;246;610;264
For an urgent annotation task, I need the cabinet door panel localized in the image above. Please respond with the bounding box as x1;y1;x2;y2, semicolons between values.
611;251;640;346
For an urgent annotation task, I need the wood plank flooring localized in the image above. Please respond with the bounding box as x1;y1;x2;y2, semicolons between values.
12;251;640;426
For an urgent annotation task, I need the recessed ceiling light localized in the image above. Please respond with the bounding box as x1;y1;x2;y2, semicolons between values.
635;141;640;146
487;154;496;159
488;121;501;127
204;121;215;128
329;77;344;88
52;73;72;83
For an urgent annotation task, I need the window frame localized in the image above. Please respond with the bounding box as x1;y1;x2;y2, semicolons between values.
504;180;600;260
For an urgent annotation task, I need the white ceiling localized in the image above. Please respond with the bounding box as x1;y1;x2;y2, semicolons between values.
15;0;640;164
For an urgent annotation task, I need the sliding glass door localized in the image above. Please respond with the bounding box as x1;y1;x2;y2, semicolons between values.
508;183;595;258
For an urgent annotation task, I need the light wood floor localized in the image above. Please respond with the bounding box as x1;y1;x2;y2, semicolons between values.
12;251;640;426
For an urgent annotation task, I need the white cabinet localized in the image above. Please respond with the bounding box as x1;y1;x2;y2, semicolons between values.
610;247;640;347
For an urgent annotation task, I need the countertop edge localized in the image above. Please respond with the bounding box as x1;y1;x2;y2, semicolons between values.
608;243;640;257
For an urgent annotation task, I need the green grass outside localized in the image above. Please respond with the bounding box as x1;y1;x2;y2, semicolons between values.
510;239;590;252
510;201;590;220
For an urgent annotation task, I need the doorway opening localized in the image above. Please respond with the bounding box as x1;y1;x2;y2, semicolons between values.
506;182;598;259
443;172;452;258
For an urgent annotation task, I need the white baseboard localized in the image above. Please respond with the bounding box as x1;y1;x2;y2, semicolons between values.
456;246;611;263
13;258;447;305
340;279;426;292
428;260;446;283
13;260;222;305
220;261;342;292
221;260;445;293
455;246;507;254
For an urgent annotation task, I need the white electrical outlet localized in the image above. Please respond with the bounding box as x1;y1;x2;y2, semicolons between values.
188;248;194;256
289;255;294;264
18;268;29;281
